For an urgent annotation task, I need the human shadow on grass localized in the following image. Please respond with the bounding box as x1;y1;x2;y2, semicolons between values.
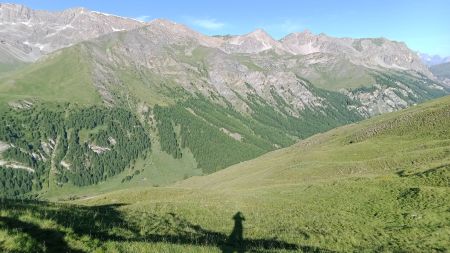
0;200;336;252
219;211;334;253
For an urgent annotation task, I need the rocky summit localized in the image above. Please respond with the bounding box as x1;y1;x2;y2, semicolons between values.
0;3;144;62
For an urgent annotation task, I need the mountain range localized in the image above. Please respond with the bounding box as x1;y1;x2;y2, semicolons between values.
419;52;450;66
0;3;448;197
0;3;432;73
1;4;445;112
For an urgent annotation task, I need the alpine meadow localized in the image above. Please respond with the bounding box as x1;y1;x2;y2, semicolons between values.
0;2;449;253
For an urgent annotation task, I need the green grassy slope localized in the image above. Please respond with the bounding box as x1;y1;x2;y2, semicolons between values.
431;62;450;79
0;47;29;77
0;62;28;79
0;45;101;107
178;94;450;190
305;58;376;91
1;95;449;252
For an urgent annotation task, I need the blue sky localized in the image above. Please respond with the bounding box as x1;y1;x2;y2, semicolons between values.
9;0;450;56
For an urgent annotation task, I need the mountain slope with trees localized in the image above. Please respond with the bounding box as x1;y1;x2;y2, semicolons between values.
1;94;448;252
0;5;448;197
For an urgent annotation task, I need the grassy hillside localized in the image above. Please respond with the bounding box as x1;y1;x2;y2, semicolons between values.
306;58;376;91
0;62;28;79
1;95;449;252
431;62;450;79
0;45;101;107
0;47;29;77
178;94;450;189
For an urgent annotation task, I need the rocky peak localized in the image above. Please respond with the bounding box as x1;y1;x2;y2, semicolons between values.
63;7;90;13
148;18;178;27
281;30;326;55
282;29;315;40
222;28;283;54
0;3;34;22
280;31;431;75
144;18;223;48
146;18;198;36
246;28;273;40
0;3;145;62
351;38;430;74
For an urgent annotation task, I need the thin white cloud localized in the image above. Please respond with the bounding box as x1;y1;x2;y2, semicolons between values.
189;18;225;30
135;15;151;22
266;19;304;34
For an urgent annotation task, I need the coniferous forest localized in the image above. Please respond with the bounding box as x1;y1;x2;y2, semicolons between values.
0;104;150;198
0;89;363;198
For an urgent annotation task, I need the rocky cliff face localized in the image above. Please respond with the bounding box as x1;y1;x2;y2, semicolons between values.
69;20;446;118
0;3;144;62
220;29;285;54
280;31;431;76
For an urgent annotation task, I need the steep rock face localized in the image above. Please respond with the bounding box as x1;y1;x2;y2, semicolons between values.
220;29;286;54
281;31;431;76
282;30;352;55
81;24;329;113
72;22;447;118
0;3;144;62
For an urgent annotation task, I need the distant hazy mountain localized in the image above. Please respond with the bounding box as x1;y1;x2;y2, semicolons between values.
430;62;450;88
419;53;450;66
431;62;450;78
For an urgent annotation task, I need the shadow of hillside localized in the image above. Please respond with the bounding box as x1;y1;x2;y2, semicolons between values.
0;200;336;253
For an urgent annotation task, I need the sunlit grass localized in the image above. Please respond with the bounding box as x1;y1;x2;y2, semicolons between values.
1;96;450;252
